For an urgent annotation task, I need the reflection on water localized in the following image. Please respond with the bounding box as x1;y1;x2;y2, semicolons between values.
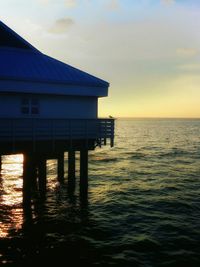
0;155;63;239
1;119;200;266
0;155;23;238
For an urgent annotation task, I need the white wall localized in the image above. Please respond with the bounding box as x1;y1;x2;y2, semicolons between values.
0;94;98;119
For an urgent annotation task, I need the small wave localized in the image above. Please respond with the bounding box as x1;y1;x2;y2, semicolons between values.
126;149;194;160
122;236;161;253
91;157;119;163
158;148;190;158
100;158;119;163
161;186;180;191
127;152;147;160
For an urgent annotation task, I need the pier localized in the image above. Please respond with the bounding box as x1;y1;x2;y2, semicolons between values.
0;21;115;210
0;118;114;207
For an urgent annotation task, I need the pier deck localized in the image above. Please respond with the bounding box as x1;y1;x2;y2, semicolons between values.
0;118;114;153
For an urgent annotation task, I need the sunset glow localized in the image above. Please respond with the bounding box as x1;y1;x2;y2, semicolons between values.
1;0;200;118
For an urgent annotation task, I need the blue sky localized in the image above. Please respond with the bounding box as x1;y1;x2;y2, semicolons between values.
1;0;200;117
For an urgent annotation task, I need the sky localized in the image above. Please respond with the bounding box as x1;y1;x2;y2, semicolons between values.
1;0;200;118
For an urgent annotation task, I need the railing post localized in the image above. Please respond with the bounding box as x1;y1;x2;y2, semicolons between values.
103;120;107;145
97;120;102;148
110;119;114;147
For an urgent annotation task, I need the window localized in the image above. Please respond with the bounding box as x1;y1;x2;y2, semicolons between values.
21;98;39;115
31;98;39;114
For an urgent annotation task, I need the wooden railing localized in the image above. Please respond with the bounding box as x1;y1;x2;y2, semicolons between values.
0;118;115;147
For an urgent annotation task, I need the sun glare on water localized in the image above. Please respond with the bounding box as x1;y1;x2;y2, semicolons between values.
0;154;24;238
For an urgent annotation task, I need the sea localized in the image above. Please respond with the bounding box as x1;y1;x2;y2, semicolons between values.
0;118;200;266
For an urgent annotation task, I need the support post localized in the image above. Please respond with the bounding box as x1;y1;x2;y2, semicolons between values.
0;156;2;174
23;153;35;207
68;150;76;192
68;150;76;179
57;152;65;183
31;157;38;193
80;149;88;197
38;157;47;199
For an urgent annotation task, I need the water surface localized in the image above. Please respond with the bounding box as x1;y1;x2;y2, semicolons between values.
0;119;200;266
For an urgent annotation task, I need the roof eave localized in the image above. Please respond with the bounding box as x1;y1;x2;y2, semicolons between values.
0;79;109;97
0;76;109;88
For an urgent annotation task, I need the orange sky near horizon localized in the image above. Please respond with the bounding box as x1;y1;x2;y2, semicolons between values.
1;0;200;118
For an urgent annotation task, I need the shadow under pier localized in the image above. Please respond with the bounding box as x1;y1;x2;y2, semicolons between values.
22;149;89;211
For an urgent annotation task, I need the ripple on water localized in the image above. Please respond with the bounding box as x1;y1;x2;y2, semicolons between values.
1;119;200;266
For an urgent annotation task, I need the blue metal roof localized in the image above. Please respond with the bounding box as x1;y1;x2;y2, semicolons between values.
0;21;40;52
0;21;109;89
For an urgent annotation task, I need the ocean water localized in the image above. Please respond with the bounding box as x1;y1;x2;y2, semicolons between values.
1;118;200;266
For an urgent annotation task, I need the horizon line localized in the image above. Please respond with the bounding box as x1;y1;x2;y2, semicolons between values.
111;116;200;119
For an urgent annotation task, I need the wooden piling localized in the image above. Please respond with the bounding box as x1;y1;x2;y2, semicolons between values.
80;149;88;196
31;157;38;192
0;156;2;174
68;150;76;192
57;152;65;183
23;153;35;207
38;156;47;198
68;150;76;179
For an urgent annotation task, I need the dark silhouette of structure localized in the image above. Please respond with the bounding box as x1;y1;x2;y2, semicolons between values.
0;21;114;208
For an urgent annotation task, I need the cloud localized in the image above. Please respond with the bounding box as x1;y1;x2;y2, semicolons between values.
176;48;198;57
106;0;120;11
65;0;77;8
161;0;175;5
38;0;77;8
37;0;50;5
177;63;200;72
48;18;75;34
